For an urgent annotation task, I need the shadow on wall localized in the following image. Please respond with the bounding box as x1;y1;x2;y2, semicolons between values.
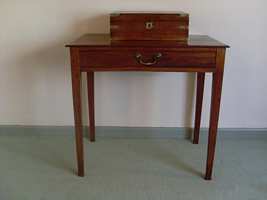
13;14;197;128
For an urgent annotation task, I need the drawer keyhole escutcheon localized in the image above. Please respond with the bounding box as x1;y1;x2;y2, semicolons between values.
145;22;154;30
135;53;162;66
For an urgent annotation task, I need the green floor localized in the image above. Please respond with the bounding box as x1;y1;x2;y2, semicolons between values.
0;134;266;200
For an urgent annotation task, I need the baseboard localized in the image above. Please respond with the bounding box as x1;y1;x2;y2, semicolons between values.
0;125;266;139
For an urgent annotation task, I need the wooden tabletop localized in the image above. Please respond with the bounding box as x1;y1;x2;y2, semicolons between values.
66;34;229;48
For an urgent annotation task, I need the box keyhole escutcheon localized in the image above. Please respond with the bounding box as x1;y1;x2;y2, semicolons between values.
145;22;154;30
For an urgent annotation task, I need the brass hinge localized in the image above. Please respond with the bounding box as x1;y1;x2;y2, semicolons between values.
178;26;188;29
110;25;119;29
110;13;120;17
179;14;188;17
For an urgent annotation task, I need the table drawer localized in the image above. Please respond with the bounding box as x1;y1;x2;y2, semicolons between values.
79;50;216;70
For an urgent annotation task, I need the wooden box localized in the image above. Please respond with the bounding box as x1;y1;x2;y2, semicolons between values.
110;12;189;41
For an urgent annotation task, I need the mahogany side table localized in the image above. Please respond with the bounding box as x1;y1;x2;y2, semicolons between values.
66;34;229;180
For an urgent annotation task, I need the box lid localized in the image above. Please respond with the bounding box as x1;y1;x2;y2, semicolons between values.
110;12;189;21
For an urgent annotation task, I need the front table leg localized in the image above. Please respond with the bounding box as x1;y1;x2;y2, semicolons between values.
205;48;225;180
70;48;84;177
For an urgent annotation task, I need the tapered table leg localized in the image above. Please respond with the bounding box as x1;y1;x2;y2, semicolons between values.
70;48;84;177
193;72;205;144
87;72;95;142
205;49;225;180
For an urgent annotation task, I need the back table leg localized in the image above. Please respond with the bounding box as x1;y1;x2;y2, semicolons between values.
87;72;95;142
193;72;205;144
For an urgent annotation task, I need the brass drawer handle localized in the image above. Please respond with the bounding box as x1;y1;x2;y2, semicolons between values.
135;53;162;66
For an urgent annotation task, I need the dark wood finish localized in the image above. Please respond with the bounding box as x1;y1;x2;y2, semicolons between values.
70;47;84;177
193;72;205;144
205;48;226;180
110;12;189;41
66;34;229;48
87;72;95;142
79;49;216;69
67;33;229;180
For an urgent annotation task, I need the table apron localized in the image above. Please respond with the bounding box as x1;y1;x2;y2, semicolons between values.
80;66;215;72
